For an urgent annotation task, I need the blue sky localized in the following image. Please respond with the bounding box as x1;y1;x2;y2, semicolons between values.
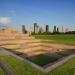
0;0;75;31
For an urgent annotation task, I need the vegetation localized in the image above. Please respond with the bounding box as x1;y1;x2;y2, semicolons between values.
34;35;75;45
0;55;75;75
0;67;5;75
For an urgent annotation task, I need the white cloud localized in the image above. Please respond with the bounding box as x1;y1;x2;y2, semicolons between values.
0;17;11;24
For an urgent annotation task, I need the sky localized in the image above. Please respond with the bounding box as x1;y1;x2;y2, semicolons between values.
0;0;75;31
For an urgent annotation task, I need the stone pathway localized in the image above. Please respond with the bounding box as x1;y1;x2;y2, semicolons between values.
0;48;13;55
0;61;14;75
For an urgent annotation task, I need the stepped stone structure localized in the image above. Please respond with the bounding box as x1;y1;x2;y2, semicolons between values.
0;28;75;57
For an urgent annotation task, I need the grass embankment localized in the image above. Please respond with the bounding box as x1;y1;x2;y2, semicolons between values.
0;68;5;75
34;35;75;45
0;55;75;75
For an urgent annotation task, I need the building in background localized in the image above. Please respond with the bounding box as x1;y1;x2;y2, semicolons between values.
62;26;64;33
45;25;49;33
39;27;44;33
53;26;57;33
22;25;27;33
0;24;8;30
65;28;68;32
34;23;39;34
57;27;59;33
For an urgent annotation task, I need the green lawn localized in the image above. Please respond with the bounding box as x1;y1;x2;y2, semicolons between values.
0;55;75;75
0;67;5;75
34;35;75;45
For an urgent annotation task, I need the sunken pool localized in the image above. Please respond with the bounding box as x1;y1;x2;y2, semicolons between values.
25;49;75;67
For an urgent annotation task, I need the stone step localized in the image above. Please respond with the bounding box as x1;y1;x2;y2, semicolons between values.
42;47;58;53
0;37;15;40
0;44;20;49
0;40;40;46
0;40;26;45
26;51;46;56
27;43;42;46
14;36;35;39
0;36;35;40
23;39;41;43
42;47;53;50
20;42;42;48
0;42;41;49
0;41;42;47
43;43;75;49
42;43;55;47
0;33;29;36
16;46;42;53
26;48;54;56
26;47;59;56
31;51;46;56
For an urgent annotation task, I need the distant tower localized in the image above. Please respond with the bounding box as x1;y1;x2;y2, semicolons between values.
57;27;59;33
65;28;68;32
46;25;49;33
22;25;27;33
53;26;57;33
34;23;37;33
34;23;39;34
39;27;42;33
62;26;63;33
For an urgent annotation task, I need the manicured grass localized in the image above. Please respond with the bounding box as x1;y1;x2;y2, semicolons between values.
34;35;75;45
0;55;75;75
0;67;5;75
